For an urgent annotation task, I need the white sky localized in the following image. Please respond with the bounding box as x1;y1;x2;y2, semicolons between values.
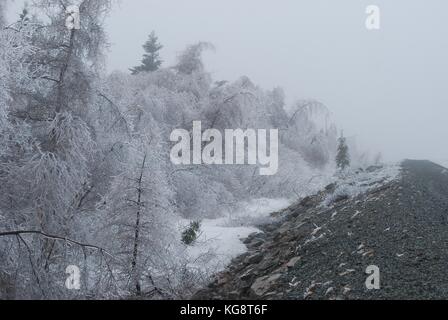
6;0;448;162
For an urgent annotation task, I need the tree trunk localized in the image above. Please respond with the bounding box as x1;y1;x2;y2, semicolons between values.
131;154;147;296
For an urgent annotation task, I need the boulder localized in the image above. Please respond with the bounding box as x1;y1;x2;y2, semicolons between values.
251;273;282;297
286;256;301;269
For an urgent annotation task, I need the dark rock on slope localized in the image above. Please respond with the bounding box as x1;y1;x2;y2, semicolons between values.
193;160;448;300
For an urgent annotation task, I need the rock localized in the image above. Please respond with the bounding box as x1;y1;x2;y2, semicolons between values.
300;196;315;208
325;287;335;296
263;224;278;232
342;286;352;295
251;273;282;297
289;209;301;218
273;266;288;274
258;258;278;272
240;268;256;281
216;274;230;286
271;211;285;218
273;232;283;241
228;291;240;299
232;253;249;264
248;239;264;248
334;194;349;203
325;183;337;193
304;281;317;299
286;257;301;269
243;233;259;244
366;165;383;173
246;253;264;264
277;223;291;235
279;234;296;244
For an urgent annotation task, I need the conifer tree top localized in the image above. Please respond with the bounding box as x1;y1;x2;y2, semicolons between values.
130;31;163;75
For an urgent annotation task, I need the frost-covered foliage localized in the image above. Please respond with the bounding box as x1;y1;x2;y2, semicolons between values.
99;56;343;220
0;0;379;300
0;0;111;299
175;42;214;75
323;165;401;207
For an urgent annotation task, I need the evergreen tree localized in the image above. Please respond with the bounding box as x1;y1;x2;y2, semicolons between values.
19;4;30;24
336;134;350;170
130;31;163;74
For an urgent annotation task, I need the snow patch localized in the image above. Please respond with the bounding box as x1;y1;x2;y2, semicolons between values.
181;198;290;274
324;164;401;207
432;159;448;170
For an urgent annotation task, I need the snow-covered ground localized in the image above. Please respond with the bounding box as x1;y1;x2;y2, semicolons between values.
433;159;448;169
323;164;401;207
181;198;290;275
179;164;402;282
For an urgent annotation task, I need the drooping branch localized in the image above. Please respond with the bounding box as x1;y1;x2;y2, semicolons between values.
97;91;132;137
0;230;112;256
16;234;46;298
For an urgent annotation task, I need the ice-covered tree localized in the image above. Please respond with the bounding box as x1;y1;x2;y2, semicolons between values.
130;31;163;74
175;42;214;75
336;134;350;171
97;113;179;298
0;0;113;299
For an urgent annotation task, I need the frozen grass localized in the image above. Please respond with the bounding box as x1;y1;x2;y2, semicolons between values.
324;164;401;207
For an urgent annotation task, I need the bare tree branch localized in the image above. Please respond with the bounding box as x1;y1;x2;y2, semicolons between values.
0;230;113;257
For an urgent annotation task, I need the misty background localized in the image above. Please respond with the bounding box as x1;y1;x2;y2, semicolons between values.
5;0;448;162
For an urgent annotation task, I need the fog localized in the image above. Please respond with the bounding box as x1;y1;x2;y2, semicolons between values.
7;0;448;161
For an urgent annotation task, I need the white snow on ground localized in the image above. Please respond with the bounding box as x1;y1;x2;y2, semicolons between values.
181;198;291;274
433;159;448;169
323;164;401;207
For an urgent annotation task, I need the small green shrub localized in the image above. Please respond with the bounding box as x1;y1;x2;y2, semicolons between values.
181;221;201;245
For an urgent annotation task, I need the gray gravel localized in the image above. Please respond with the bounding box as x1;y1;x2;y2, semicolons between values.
193;160;448;300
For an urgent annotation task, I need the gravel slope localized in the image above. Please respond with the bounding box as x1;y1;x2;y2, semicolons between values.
193;160;448;300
